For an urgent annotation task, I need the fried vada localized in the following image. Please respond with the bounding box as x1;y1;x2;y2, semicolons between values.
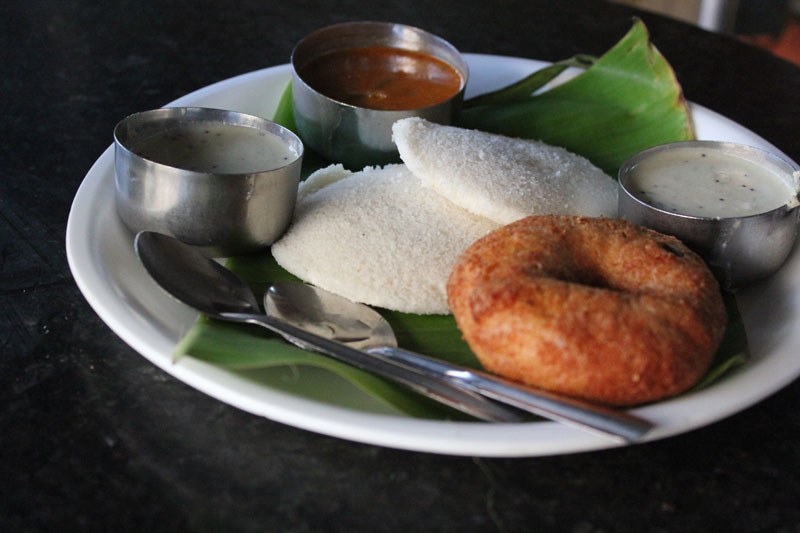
447;215;727;406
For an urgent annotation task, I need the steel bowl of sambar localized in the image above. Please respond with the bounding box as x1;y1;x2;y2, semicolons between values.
291;21;468;169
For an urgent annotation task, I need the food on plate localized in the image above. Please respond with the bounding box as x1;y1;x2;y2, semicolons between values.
447;215;727;406
271;164;499;314
393;118;617;224
175;21;750;418
296;46;464;111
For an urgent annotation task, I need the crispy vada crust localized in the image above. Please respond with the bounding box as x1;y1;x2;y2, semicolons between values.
446;215;727;406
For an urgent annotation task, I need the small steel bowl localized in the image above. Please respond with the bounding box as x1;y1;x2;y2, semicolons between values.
114;107;303;257
291;21;468;169
619;141;800;288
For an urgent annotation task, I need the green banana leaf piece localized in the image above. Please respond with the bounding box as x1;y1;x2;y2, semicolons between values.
174;19;746;420
273;81;330;180
463;55;597;108
458;18;695;176
272;80;296;132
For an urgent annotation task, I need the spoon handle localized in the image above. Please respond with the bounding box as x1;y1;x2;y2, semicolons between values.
365;346;653;443
223;312;526;423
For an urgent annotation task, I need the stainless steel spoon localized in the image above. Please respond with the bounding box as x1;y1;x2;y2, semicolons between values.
265;281;654;443
133;231;524;423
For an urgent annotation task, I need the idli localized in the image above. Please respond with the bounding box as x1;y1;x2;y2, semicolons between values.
271;164;499;314
393;117;618;224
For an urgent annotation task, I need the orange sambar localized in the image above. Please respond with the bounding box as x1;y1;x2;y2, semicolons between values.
297;46;464;111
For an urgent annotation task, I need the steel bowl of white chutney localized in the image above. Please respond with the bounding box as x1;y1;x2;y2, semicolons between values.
618;141;800;288
114;107;303;257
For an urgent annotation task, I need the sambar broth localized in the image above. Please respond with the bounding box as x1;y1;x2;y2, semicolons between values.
297;46;463;111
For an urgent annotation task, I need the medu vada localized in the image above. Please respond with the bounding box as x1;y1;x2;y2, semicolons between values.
446;215;727;406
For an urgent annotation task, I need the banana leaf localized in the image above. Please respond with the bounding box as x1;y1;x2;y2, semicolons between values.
463;54;597;108
458;19;695;176
273;81;330;180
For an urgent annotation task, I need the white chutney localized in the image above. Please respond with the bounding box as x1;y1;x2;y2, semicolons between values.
627;146;797;218
132;122;298;174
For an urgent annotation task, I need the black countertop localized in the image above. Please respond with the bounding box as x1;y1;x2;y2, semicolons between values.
3;1;799;531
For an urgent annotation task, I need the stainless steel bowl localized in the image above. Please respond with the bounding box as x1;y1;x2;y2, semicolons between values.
618;141;800;288
114;107;303;257
291;21;468;169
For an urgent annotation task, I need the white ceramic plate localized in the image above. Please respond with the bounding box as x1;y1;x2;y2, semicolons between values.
66;54;800;457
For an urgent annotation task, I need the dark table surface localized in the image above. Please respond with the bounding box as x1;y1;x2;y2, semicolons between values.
3;0;800;531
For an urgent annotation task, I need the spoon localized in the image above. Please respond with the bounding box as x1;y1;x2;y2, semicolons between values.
265;281;655;443
133;231;524;423
134;231;653;442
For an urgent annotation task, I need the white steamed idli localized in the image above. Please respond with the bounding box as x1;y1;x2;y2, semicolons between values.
271;164;499;314
393;117;618;224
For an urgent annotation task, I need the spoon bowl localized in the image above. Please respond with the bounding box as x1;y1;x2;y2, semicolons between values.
134;231;260;315
265;280;395;351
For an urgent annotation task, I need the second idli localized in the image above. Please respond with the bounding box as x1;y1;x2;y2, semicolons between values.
393;117;618;224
